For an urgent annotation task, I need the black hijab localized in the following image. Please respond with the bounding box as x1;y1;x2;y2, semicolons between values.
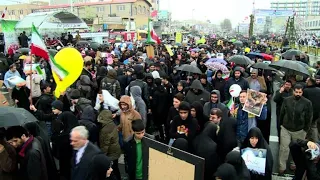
217;117;238;162
91;154;115;180
191;101;209;132
193;123;219;180
172;138;189;152
226;151;251;180
241;127;273;180
215;163;238;180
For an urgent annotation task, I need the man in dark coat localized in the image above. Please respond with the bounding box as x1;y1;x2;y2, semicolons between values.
224;67;249;100
20;31;29;48
303;78;320;141
273;80;292;139
123;120;149;180
184;79;210;106
70;126;102;180
6;126;48;180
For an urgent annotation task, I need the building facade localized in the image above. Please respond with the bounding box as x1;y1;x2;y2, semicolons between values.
0;2;49;20
44;0;152;29
270;0;320;17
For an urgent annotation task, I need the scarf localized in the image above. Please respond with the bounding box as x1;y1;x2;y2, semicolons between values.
19;136;34;158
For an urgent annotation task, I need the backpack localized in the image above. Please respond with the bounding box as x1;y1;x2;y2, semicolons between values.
101;78;117;98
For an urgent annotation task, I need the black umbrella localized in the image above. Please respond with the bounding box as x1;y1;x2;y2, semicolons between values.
90;42;101;50
17;48;30;54
176;64;202;74
198;44;209;48
269;60;310;76
233;41;243;47
282;49;302;60
250;62;276;71
228;55;254;66
76;40;89;46
48;49;58;56
0;107;38;127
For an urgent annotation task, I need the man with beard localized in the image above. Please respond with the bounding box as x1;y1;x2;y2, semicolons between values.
273;80;293;138
224;67;249;101
303;78;320;141
6;126;48;180
279;84;313;174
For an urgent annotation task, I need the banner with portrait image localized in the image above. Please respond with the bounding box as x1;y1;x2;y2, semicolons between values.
242;89;267;117
241;148;267;175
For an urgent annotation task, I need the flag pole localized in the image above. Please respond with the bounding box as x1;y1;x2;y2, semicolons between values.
29;23;34;105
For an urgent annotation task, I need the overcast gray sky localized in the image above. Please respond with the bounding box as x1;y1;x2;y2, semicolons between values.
2;0;271;25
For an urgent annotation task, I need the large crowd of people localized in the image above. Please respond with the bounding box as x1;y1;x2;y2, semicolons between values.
0;35;320;180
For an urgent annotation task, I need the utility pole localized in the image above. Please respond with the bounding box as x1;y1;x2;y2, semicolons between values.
249;14;254;38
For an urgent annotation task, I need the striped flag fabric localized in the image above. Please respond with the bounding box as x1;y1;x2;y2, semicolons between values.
30;24;68;80
1;7;7;18
226;97;235;110
146;18;161;44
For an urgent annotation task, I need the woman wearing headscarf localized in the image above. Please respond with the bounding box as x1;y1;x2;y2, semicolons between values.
241;127;273;180
152;78;169;141
225;151;251;180
24;122;58;180
172;138;189;152
51;111;79;180
190;101;209;133
173;80;188;96
193;122;219;180
0;128;17;180
217;117;238;164
211;70;226;103
214;163;238;180
91;154;114;180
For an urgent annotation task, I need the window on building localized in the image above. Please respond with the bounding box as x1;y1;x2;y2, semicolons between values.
19;10;23;14
143;6;146;14
117;5;125;11
133;7;137;15
138;5;142;13
96;6;105;12
11;10;15;15
316;21;318;27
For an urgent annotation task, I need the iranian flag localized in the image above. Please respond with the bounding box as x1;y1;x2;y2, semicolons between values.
1;7;7;18
31;24;68;80
226;97;235;110
147;18;161;44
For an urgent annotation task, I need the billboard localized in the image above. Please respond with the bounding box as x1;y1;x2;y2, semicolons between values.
255;9;294;17
158;10;169;20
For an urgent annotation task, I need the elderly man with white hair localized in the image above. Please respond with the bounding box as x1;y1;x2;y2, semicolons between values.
70;126;113;180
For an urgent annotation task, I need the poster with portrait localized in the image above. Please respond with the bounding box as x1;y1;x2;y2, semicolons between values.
241;148;267;175
242;89;267;117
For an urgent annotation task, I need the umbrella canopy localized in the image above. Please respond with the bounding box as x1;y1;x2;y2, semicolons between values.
205;62;230;75
17;48;30;54
282;49;302;60
206;58;227;65
250;62;276;71
229;55;254;66
233;41;243;47
0;107;38;127
261;53;273;61
176;64;202;74
269;60;310;76
48;49;58;56
245;52;263;59
76;40;89;46
90;42;101;50
198;44;209;48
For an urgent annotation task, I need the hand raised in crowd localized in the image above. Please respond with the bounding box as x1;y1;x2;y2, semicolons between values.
307;141;318;150
14;99;19;104
279;85;285;93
